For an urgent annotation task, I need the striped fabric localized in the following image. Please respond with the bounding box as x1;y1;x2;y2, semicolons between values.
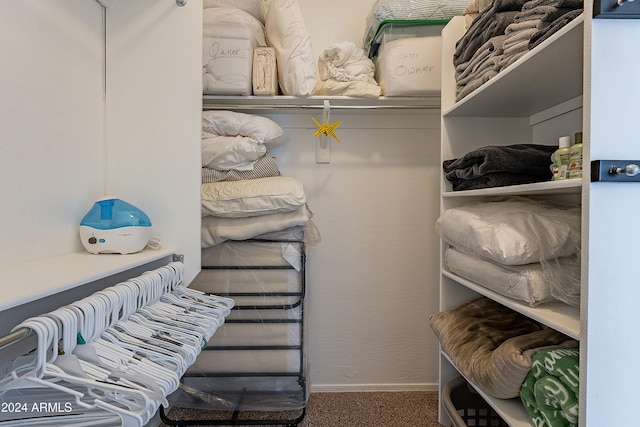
202;154;281;184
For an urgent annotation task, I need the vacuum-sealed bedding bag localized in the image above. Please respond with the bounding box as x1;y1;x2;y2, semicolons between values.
436;197;580;266
436;197;581;306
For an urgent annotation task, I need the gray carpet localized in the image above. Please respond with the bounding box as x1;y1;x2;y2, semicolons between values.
161;391;443;426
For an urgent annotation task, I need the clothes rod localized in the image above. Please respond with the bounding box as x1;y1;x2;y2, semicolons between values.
95;0;186;7
0;328;32;351
202;103;441;111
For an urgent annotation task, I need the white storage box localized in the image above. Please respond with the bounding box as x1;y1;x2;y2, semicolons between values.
203;23;257;95
373;21;444;96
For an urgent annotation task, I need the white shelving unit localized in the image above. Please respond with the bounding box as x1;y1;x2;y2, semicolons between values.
438;15;586;427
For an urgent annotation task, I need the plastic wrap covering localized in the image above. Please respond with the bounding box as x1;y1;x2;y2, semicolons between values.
363;0;468;51
168;240;308;412
436;197;581;307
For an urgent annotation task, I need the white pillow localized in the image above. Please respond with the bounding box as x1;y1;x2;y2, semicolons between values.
203;0;265;22
201;205;311;247
435;197;580;265
202;110;289;148
201;136;267;170
264;0;317;96
202;176;306;218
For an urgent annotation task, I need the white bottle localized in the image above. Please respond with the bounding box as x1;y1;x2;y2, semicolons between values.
552;136;571;180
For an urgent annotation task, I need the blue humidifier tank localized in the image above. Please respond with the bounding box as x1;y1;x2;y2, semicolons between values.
79;197;152;254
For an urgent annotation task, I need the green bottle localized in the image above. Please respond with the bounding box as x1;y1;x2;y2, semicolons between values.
568;131;583;179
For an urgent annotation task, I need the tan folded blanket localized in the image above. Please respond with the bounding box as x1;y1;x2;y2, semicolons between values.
430;297;578;399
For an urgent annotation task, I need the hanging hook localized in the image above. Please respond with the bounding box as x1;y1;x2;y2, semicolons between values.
176;0;187;6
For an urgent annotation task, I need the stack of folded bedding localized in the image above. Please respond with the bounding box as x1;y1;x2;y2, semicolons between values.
455;0;583;100
201;111;315;247
436;197;581;307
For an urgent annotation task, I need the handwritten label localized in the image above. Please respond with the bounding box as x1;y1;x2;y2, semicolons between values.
208;41;249;60
395;64;436;76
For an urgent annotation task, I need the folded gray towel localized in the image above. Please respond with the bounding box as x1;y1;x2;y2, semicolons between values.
447;172;552;191
455;9;522;67
456;35;507;82
443;144;556;190
529;9;583;49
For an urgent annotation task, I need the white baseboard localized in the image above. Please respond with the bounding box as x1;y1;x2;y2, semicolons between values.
309;383;439;393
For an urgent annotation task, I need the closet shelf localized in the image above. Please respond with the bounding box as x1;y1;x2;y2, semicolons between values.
443;14;584;118
443;270;580;340
442;178;582;198
202;95;441;110
0;248;175;311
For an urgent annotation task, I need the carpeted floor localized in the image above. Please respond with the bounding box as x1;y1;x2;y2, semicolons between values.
161;391;443;427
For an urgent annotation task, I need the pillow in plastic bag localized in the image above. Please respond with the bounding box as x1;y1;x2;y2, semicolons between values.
202;110;289;148
264;0;317;96
435;197;581;266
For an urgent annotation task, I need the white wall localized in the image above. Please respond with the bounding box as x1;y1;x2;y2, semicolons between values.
273;0;442;391
0;0;202;282
104;0;203;283
269;108;442;391
0;0;104;264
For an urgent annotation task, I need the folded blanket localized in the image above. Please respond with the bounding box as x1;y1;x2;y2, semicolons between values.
202;154;281;184
430;297;578;399
521;348;580;427
201;205;312;247
443;144;555;190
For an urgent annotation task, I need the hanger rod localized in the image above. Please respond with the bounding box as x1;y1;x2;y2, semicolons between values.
202;104;440;111
0;328;32;351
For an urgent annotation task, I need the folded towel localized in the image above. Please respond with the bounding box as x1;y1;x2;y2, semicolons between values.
515;5;580;23
521;348;580;427
520;0;583;13
463;0;494;28
456;35;507;82
444;143;555;179
455;9;522;67
449;171;552;190
529;9;583;49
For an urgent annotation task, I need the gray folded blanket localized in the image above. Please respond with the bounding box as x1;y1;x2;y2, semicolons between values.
443;144;555;191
